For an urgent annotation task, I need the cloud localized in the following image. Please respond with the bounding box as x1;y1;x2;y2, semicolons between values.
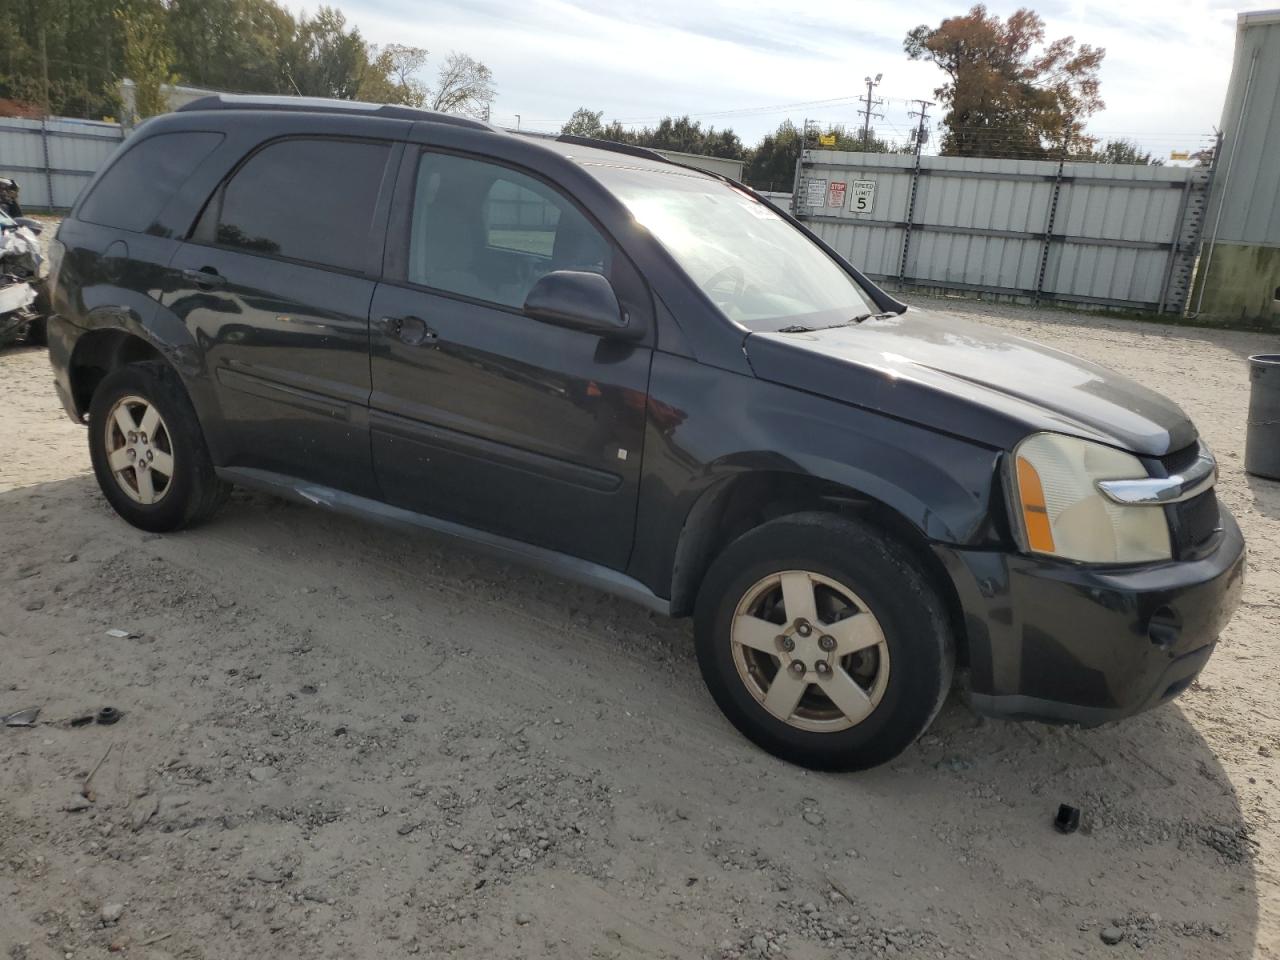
341;0;1238;153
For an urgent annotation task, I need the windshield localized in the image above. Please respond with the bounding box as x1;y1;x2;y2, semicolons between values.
582;161;878;332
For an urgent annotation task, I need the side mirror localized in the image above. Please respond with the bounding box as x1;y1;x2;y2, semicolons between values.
14;217;42;235
523;270;638;339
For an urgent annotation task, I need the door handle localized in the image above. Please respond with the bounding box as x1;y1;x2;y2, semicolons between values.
378;315;437;346
182;267;226;289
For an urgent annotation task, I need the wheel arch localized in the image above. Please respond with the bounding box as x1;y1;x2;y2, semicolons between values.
67;327;167;418
668;470;973;668
65;295;215;429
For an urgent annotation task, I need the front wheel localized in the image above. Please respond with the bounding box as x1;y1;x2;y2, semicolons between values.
87;361;230;532
694;513;955;771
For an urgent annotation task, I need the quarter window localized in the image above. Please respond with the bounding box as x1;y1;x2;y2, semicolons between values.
79;131;224;233
408;152;610;309
203;138;390;272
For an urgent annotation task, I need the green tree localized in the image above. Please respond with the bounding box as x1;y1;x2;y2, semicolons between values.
905;5;1105;159
0;0;123;118
1083;138;1162;165
575;113;745;159
818;123;903;154
742;120;801;191
167;0;297;95
117;0;175;118
561;107;604;137
284;7;366;99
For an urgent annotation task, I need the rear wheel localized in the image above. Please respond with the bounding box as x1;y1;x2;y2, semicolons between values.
23;314;46;347
88;362;230;531
694;513;954;771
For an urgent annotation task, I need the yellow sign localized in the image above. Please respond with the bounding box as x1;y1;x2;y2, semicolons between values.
1170;150;1190;161
818;134;837;147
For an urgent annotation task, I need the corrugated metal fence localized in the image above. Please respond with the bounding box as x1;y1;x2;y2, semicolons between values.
792;150;1214;313
0;116;124;211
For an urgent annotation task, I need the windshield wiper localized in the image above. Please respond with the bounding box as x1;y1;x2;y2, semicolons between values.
776;324;812;333
848;311;897;325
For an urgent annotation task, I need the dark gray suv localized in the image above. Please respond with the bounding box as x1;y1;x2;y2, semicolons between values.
45;95;1245;770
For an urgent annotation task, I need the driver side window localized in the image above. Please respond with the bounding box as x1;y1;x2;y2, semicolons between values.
408;152;610;310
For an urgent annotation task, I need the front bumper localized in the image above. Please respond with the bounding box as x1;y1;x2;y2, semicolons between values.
936;506;1246;726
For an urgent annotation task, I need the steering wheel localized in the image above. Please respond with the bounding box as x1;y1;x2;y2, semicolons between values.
704;265;746;303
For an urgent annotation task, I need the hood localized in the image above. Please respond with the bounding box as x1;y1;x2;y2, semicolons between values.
744;307;1196;457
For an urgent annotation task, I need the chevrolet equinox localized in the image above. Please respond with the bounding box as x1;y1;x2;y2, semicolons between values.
45;95;1245;770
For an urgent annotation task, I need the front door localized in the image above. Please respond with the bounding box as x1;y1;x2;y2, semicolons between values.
368;149;653;569
163;136;398;497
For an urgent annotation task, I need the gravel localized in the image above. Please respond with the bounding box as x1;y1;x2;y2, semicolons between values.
1;294;1276;958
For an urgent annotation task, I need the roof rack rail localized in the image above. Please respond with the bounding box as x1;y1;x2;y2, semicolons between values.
554;133;750;189
176;94;495;130
555;134;671;164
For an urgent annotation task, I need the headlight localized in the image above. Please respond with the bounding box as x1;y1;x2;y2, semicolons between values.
1009;433;1171;563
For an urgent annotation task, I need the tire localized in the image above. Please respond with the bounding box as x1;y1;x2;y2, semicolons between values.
694;512;954;771
23;315;46;347
87;361;231;532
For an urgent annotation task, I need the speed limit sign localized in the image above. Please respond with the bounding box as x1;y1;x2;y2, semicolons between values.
850;180;876;213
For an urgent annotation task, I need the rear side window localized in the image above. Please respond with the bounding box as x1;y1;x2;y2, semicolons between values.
199;138;390;272
79;131;223;232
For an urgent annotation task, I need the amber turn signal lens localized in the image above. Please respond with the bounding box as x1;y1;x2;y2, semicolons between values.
1016;455;1056;553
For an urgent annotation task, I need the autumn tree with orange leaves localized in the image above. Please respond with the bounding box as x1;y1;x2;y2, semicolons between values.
905;5;1105;160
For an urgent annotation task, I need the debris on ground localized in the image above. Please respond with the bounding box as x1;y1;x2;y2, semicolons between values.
2;706;40;726
1055;803;1082;834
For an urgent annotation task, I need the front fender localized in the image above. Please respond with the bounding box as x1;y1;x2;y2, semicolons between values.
627;352;1005;601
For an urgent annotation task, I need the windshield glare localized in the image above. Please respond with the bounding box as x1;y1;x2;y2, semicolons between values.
583;161;876;332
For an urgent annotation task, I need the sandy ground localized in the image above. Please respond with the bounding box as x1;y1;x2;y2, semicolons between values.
1;296;1278;960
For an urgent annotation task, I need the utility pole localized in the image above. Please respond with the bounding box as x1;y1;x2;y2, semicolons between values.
908;99;934;156
859;74;884;147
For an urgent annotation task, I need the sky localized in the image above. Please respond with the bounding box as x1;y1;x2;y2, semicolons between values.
340;0;1249;158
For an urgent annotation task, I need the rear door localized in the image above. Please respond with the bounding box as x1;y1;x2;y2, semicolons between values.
368;148;654;568
163;137;399;498
56;130;226;337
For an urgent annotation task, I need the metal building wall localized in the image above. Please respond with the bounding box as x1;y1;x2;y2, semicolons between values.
795;150;1210;313
1210;10;1280;245
1194;9;1280;322
0;117;125;211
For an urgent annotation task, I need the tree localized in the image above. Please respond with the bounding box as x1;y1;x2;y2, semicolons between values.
905;5;1104;159
285;7;367;99
429;52;495;118
819;123;904;154
575;113;746;160
167;0;298;96
360;44;429;106
0;0;124;118
117;0;175;118
742;120;801;191
1084;138;1162;166
561;107;604;137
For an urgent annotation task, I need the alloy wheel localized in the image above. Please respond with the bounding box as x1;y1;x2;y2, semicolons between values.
730;570;890;732
103;394;175;506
